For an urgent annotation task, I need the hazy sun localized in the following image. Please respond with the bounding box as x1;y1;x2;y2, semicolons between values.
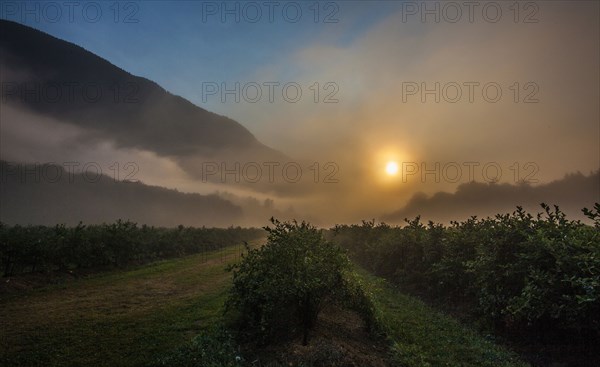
385;161;399;176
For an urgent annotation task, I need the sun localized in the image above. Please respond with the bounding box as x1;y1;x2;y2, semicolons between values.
385;161;399;176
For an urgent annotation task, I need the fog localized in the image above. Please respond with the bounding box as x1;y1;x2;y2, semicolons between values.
1;2;598;226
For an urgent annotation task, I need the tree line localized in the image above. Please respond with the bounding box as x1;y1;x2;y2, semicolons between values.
0;220;264;277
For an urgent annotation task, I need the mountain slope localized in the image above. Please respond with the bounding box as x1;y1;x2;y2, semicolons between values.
382;171;600;224
0;19;285;168
0;161;242;227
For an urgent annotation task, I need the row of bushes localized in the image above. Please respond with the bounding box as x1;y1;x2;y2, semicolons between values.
0;220;265;276
331;204;600;340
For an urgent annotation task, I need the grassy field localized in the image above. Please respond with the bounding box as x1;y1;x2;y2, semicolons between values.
1;245;528;367
0;245;248;367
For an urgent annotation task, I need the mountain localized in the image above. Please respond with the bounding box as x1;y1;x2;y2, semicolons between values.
382;171;600;224
0;161;242;227
0;20;286;176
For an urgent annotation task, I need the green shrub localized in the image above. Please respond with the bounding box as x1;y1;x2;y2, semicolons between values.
153;325;241;367
226;218;376;345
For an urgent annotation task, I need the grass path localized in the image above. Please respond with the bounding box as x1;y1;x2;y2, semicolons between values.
358;271;529;367
0;245;250;367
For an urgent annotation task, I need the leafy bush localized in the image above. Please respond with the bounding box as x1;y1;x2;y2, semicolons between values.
226;218;376;345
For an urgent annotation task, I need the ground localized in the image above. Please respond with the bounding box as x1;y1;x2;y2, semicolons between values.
245;305;390;367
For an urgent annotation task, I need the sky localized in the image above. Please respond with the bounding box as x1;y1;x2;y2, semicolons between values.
1;1;599;225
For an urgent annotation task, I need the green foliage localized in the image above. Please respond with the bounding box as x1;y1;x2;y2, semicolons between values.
153;325;242;367
226;218;376;345
332;204;600;340
0;220;264;276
